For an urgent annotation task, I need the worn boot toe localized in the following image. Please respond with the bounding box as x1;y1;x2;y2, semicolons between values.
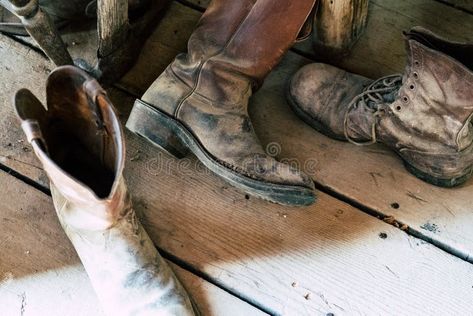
288;63;371;140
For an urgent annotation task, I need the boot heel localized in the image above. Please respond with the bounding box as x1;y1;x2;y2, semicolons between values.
126;99;189;159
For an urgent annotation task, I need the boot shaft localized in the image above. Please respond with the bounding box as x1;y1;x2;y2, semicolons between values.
172;0;317;106
15;66;126;229
377;27;473;152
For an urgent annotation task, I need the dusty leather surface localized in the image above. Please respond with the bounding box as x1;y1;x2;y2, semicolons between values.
142;0;317;189
289;27;473;179
14;66;197;316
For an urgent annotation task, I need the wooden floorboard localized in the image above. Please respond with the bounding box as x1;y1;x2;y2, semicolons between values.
2;24;473;315
439;0;473;12
0;169;266;316
107;1;473;263
296;0;473;78
94;1;473;263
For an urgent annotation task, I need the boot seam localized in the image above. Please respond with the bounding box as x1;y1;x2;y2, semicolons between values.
174;2;258;118
175;0;317;119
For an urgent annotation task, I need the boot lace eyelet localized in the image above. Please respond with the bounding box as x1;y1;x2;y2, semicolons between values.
413;72;419;79
396;105;402;111
402;96;409;103
409;84;415;90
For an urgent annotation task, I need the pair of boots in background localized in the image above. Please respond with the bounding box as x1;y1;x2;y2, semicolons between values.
12;0;473;315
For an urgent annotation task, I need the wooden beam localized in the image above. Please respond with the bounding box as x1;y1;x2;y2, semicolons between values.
97;0;129;57
4;0;73;66
312;0;369;57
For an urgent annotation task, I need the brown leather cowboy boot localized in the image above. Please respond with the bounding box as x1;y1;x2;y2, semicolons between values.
288;26;473;187
14;66;198;316
126;0;317;206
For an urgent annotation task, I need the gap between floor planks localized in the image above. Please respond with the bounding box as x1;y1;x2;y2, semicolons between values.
109;0;473;264
0;169;267;316
2;20;473;315
5;0;473;265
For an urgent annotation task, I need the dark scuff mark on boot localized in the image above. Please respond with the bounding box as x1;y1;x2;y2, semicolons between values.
124;265;159;289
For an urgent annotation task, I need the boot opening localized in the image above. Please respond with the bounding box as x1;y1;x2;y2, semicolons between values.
44;68;121;199
47;117;116;199
406;28;473;71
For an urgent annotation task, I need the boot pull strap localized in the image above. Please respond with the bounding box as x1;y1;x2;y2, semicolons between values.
84;78;106;102
296;0;319;42
83;78;108;126
21;119;48;152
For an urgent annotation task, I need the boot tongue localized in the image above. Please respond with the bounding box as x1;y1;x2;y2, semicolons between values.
364;81;400;109
345;75;402;143
402;31;473;150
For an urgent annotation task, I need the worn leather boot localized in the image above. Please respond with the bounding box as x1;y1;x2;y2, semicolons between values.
14;66;198;316
288;26;473;187
126;0;317;206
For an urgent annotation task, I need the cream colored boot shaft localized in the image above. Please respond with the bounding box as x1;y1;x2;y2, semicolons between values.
14;66;197;316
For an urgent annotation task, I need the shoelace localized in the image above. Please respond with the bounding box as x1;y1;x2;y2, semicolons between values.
343;74;403;146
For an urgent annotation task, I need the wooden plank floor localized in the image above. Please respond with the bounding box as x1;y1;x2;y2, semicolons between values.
0;169;266;316
1;0;473;315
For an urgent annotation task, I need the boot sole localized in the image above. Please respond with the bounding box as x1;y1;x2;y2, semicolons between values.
286;83;472;188
126;99;316;206
403;160;472;188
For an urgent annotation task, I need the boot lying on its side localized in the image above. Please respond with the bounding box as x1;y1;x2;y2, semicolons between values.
14;66;198;316
288;26;473;187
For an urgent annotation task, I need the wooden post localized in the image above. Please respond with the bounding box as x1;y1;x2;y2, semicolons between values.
5;0;73;66
313;0;369;57
97;0;129;58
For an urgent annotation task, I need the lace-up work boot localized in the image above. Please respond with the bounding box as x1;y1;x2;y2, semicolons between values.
14;66;198;316
288;26;473;187
126;0;317;206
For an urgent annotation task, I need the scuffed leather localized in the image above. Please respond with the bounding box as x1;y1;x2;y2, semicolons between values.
142;0;316;189
288;63;372;140
14;66;197;316
289;27;473;180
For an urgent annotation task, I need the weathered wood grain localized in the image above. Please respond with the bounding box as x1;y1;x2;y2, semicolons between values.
3;29;473;315
250;52;473;263
105;1;473;263
0;170;267;316
312;0;369;57
97;0;129;56
440;0;473;12
295;0;473;78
